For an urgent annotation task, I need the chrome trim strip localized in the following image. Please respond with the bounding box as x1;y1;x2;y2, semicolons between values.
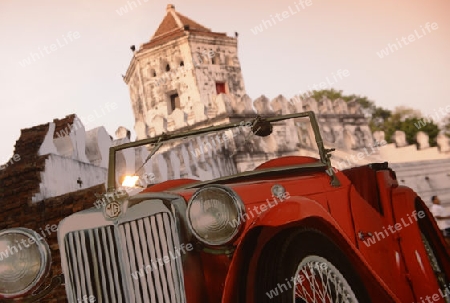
74;232;88;298
144;216;164;302
93;229;107;303
81;231;95;297
108;227;124;303
177;162;327;190
67;233;79;301
135;219;156;302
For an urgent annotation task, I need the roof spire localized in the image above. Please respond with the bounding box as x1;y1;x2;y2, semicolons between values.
166;4;183;28
166;4;175;12
148;4;214;44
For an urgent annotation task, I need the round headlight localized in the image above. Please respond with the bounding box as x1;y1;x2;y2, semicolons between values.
0;228;51;298
187;185;245;246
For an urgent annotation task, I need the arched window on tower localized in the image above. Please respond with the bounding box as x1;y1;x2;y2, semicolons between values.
166;64;171;72
167;92;180;114
211;51;220;65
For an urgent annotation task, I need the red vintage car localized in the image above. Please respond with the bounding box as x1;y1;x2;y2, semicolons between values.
1;111;449;303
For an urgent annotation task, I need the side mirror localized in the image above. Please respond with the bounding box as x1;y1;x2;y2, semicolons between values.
252;119;273;137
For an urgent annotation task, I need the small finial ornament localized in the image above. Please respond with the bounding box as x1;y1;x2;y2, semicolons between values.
166;4;175;12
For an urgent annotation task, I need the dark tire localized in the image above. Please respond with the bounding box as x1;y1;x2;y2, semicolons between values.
420;232;450;301
255;229;371;303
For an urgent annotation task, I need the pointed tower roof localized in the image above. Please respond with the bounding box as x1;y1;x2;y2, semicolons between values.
141;4;229;49
152;4;211;37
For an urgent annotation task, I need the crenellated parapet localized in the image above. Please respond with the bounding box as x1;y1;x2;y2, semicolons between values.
4;95;450;203
135;93;374;151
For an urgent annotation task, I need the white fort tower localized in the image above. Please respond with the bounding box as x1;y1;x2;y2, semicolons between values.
124;4;246;139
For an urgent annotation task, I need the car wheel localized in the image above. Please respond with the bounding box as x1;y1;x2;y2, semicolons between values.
416;201;450;303
255;229;371;303
420;232;450;303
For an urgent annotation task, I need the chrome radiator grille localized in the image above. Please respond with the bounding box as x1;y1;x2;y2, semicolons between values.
63;212;186;303
64;226;126;302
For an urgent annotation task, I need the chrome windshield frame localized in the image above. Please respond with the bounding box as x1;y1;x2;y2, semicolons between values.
107;111;340;192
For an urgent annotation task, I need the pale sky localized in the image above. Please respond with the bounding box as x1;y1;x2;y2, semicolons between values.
1;0;449;163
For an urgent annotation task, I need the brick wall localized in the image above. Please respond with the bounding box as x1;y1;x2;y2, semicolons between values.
0;184;106;303
0;115;105;302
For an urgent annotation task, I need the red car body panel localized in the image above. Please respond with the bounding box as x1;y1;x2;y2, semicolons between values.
141;156;450;303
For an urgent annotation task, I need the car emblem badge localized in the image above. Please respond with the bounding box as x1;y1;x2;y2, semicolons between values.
271;184;286;198
104;201;122;220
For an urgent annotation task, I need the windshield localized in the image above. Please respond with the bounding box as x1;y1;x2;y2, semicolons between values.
108;112;333;191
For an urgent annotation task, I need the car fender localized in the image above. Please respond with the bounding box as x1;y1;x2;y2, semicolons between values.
222;196;402;303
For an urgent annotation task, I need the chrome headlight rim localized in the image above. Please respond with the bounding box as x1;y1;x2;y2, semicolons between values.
186;184;246;246
0;227;52;299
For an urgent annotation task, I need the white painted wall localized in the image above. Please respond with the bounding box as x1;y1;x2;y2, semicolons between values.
32;154;107;203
